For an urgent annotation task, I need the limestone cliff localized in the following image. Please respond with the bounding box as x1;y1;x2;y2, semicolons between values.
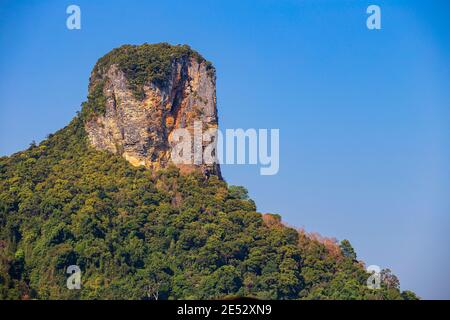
83;43;221;177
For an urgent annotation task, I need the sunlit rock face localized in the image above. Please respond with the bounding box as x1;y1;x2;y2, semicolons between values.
84;44;221;177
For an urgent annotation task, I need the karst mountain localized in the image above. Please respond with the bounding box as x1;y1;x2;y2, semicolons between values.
0;43;417;300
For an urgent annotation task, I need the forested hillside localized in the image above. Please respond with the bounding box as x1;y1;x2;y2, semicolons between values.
0;116;417;300
0;43;418;300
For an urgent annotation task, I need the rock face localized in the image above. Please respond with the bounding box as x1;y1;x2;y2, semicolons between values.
84;44;221;177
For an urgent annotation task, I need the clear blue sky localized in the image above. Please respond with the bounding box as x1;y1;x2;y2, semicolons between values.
0;0;449;299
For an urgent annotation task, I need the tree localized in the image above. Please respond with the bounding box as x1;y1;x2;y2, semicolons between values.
401;290;420;300
137;253;172;300
199;266;242;298
228;186;249;200
381;269;400;290
340;239;357;260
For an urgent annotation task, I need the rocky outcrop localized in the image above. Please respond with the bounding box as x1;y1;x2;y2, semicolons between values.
84;44;221;177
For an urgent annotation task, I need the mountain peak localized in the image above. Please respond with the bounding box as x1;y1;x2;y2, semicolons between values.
82;43;220;176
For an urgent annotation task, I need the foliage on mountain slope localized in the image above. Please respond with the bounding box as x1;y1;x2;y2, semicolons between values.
87;42;213;103
0;116;418;300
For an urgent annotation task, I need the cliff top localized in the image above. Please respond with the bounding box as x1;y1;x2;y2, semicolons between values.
90;43;214;97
